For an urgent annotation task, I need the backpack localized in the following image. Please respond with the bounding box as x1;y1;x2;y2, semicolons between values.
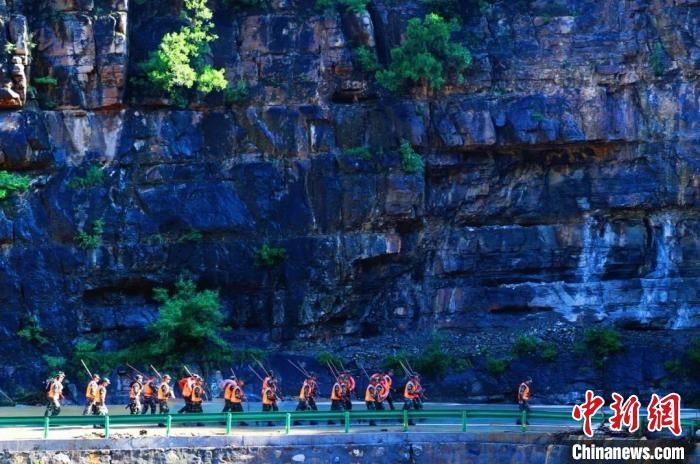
45;379;54;393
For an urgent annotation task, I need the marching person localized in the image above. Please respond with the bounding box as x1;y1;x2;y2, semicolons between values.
189;376;205;413
516;377;533;426
142;376;158;415
403;374;421;425
328;376;347;425
158;375;175;414
177;373;195;413
82;373;100;415
262;379;279;426
128;374;144;415
343;372;356;411
92;378;110;417
294;374;315;425
381;369;395;410
222;376;237;413
365;377;380;426
44;371;65;417
231;379;248;426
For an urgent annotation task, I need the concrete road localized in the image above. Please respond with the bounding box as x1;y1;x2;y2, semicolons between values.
1;401;697;441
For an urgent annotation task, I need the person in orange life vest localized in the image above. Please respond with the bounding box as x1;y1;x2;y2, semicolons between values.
412;373;425;411
262;379;279;426
261;371;275;396
222;376;237;413
189;377;205;413
381;369;395;410
230;379;248;425
516;377;533;425
128;374;143;415
293;373;317;425
82;373;100;416
365;377;384;426
141;376;158;415
92;378;110;417
403;374;422;425
328;377;348;425
44;371;65;417
157;374;175;414
177;374;196;413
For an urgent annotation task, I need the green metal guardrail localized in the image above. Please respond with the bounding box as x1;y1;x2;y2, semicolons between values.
0;409;696;440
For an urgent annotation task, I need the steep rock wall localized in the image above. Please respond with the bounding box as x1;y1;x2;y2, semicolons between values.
0;0;699;401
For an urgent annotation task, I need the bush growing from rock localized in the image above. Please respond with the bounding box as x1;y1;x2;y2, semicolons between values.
377;13;472;92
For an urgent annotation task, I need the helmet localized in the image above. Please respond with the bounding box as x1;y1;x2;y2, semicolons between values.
103;378;110;384
163;375;171;380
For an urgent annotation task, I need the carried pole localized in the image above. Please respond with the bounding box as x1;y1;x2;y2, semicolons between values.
150;365;163;380
80;359;93;378
126;363;146;377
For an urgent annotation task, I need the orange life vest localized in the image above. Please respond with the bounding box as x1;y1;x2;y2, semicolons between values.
96;385;107;404
179;377;192;397
365;384;376;402
231;386;243;404
347;376;356;392
157;383;171;401
519;383;530;401
404;381;419;400
299;381;311;401
262;387;275;405
224;383;235;401
330;382;343;401
143;383;155;398
191;385;203;404
85;380;99;400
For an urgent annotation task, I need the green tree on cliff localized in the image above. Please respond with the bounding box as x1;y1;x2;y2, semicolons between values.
120;279;231;372
377;13;472;93
141;0;227;105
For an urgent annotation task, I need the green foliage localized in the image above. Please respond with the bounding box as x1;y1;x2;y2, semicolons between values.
343;146;372;160
411;336;452;378
76;219;104;250
179;229;203;242
18;314;48;345
421;0;461;19
485;356;510;376
317;351;342;367
43;355;66;373
354;46;381;74
70;339;121;377
512;335;539;357
540;342;559;362
67;165;105;189
650;41;665;77
584;327;623;369
144;279;231;371
141;0;226;102
400;139;424;174
0;171;30;201
663;359;685;377
376;13;472;92
223;80;249;104
4;42;16;54
315;0;368;13
255;243;287;267
382;351;410;370
33;76;58;86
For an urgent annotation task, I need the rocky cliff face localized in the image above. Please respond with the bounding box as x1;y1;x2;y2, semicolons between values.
1;0;700;402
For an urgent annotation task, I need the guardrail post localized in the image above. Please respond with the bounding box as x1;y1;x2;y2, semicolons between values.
461;411;467;432
285;413;291;435
520;410;527;432
344;411;350;433
166;415;172;437
226;413;232;435
402;409;408;432
104;415;110;439
43;416;49;439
